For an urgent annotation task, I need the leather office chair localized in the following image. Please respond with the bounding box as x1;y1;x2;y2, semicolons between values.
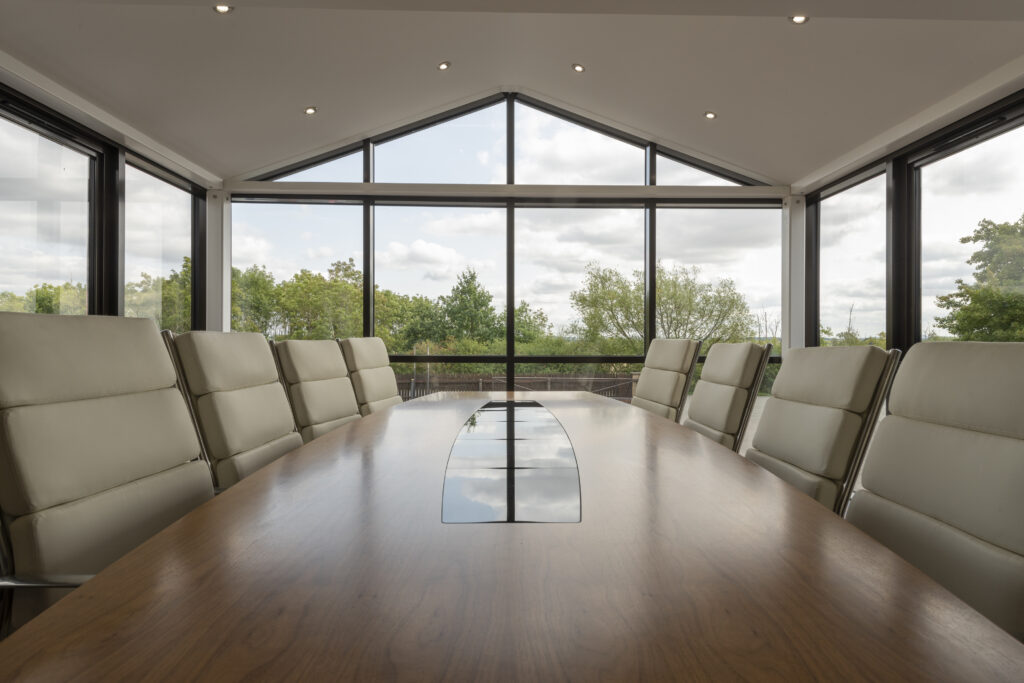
272;339;361;443
844;341;1024;641
682;342;772;451
744;345;900;512
169;331;302;488
339;337;403;415
632;338;701;422
0;312;214;631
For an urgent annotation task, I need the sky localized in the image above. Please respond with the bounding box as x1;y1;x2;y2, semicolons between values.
233;103;777;335
4;104;1022;340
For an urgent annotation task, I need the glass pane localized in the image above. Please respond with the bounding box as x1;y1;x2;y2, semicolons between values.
656;208;782;353
375;206;506;354
515;208;645;355
124;166;193;332
275;152;363;182
0;115;89;315
515;103;645;185
657;154;738;186
512;362;642;400
375;104;506;184
230;202;363;339
392;362;505;399
921;124;1024;341
819;174;887;346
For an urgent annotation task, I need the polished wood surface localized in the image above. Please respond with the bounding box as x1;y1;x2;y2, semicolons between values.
0;392;1021;681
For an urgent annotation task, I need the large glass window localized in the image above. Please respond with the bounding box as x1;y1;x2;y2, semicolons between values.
515;104;645;185
231;202;363;339
818;174;887;346
920;124;1024;341
124;165;193;332
656;208;781;352
515;207;645;356
375;205;506;355
376;105;506;184
0;115;89;315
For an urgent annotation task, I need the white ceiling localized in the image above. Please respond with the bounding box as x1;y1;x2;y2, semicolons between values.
1;1;1023;189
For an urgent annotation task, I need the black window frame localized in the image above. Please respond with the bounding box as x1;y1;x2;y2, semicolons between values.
805;86;1024;352
0;83;207;328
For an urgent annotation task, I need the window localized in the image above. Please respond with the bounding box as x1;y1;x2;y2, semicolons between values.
515;207;645;356
515;103;645;185
656;208;782;354
374;205;506;355
124;165;193;332
920;124;1024;341
818;174;887;346
275;151;363;182
657;154;738;186
375;104;506;184
231;202;363;339
0;115;89;315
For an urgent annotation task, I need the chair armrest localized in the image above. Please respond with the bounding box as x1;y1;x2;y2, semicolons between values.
0;574;92;589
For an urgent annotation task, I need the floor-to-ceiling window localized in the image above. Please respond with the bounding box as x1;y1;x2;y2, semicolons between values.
818;174;887;347
124;164;194;332
0;114;89;315
919;125;1024;341
238;93;783;398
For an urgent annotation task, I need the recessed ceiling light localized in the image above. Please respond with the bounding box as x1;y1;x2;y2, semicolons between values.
304;106;318;116
790;15;809;24
213;5;233;14
572;63;585;73
704;111;717;120
438;61;451;71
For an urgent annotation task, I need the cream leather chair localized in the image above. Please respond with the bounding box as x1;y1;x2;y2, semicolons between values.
272;339;361;443
632;338;701;421
845;342;1024;641
0;312;214;629
744;345;899;512
682;342;772;451
170;331;302;488
340;337;403;415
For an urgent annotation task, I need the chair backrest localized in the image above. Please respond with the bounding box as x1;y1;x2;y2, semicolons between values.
170;331;302;488
744;345;899;512
272;339;361;443
0;312;214;627
339;337;402;415
682;342;772;451
844;342;1024;640
632;339;701;421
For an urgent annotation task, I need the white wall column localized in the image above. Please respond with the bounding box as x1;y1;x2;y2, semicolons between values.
205;190;231;331
781;194;806;355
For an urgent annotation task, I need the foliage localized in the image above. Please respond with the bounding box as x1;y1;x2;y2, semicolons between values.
568;261;757;354
935;214;1024;341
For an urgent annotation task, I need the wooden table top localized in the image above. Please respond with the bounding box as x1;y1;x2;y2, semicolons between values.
0;391;1021;681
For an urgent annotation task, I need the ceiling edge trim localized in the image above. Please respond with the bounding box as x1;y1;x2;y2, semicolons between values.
792;53;1024;194
0;48;222;188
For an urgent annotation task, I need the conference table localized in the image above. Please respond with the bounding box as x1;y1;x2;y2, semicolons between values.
0;391;1021;680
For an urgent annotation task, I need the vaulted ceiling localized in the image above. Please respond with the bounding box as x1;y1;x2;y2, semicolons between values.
1;1;1023;189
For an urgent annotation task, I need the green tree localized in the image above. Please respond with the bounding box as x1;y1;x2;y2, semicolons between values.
24;281;87;315
935;214;1024;341
232;265;278;336
510;300;550;343
570;262;755;352
438;268;502;342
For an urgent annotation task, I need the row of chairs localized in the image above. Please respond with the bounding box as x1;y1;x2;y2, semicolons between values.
0;312;403;630
635;337;1023;641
